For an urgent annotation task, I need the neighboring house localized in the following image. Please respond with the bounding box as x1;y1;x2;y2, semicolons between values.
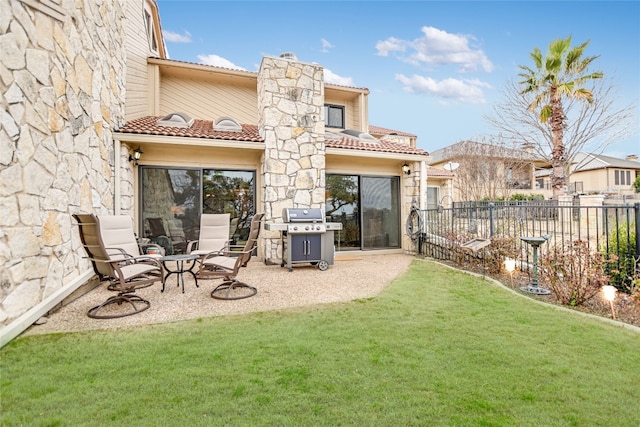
429;141;548;202
0;0;431;343
535;152;640;197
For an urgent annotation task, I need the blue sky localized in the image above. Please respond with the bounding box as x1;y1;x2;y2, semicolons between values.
156;0;639;158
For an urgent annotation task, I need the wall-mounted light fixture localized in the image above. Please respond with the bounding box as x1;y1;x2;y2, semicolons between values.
402;162;411;175
129;147;143;166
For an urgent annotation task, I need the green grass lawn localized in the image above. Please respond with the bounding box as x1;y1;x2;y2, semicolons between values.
2;260;639;426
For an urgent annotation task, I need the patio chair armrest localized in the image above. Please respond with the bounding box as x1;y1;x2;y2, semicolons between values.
200;250;225;262
186;240;198;253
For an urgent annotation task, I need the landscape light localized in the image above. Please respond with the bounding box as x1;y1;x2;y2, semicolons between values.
602;285;617;319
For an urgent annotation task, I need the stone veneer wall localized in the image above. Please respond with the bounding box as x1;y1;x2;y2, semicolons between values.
257;56;325;263
0;0;127;328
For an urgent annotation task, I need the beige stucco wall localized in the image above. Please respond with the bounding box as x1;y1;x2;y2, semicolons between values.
572;168;637;195
0;0;128;333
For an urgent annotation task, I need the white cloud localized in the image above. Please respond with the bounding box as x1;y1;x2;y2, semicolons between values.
162;30;191;43
321;38;334;53
377;26;493;73
395;74;491;104
197;54;246;71
375;37;407;57
324;68;354;86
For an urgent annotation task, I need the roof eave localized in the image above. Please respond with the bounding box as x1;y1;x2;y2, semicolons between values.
113;132;265;150
327;147;429;162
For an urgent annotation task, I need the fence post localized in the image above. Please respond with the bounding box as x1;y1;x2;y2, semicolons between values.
489;202;495;237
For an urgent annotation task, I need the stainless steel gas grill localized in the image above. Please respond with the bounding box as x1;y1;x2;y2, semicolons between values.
265;208;342;272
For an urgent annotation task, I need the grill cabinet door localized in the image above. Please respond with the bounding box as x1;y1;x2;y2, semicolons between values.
306;234;321;261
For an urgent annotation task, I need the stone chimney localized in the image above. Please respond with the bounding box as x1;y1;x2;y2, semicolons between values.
258;53;325;262
625;154;638;162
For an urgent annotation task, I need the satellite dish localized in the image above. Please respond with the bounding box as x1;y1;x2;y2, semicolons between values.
444;162;459;172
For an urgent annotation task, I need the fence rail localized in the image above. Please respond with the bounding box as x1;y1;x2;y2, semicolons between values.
416;201;640;290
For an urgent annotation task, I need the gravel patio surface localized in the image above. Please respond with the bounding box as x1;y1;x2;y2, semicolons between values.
23;253;414;336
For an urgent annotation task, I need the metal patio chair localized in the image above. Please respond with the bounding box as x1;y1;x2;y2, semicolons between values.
187;213;230;257
197;213;264;300
74;214;163;319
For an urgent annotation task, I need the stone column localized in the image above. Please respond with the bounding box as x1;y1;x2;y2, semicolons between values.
257;55;325;263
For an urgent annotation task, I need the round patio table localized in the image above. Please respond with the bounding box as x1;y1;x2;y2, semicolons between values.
161;254;199;293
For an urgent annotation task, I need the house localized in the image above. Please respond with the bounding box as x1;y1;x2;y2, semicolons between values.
535;152;640;197
428;141;549;202
0;0;432;344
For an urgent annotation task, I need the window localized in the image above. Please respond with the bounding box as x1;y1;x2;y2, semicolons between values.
427;187;439;210
615;170;631;186
157;112;194;128
143;6;158;54
213;117;242;132
324;104;344;128
140;167;255;254
325;174;400;250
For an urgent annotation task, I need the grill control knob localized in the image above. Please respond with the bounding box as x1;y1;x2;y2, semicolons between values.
305;225;310;231
293;226;298;231
316;226;321;231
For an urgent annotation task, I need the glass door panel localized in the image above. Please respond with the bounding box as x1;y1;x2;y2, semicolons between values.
362;176;400;249
202;170;255;245
325;175;360;249
140;168;201;255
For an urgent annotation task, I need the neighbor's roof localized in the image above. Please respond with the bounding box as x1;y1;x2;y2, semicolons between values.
429;140;542;164
427;167;455;178
116;116;429;157
572;152;640;172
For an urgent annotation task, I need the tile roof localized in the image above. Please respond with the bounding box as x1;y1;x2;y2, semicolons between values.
325;135;428;156
116;116;429;157
427;167;454;177
116;116;263;142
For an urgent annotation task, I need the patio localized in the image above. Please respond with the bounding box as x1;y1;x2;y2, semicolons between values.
23;253;414;336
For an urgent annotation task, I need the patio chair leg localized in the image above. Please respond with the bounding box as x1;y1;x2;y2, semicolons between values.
211;279;257;300
87;294;151;319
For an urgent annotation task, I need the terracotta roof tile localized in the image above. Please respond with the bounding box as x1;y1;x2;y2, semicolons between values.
116;116;263;142
117;116;429;157
427;167;454;177
325;135;429;156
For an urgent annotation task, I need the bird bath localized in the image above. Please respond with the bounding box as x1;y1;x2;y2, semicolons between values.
520;234;552;295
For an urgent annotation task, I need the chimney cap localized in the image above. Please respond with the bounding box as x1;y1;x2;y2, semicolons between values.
625;154;638;162
279;52;298;61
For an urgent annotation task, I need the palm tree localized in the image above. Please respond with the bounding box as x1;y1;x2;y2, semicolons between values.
518;36;603;199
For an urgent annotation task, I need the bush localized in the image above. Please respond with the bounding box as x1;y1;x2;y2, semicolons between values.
633;175;640;193
539;239;615;306
509;193;545;201
601;222;637;292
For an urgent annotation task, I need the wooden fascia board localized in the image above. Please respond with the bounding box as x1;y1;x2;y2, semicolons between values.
114;133;265;151
326;147;430;162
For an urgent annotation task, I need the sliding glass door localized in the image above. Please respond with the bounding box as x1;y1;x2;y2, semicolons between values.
140;167;255;254
326;174;400;250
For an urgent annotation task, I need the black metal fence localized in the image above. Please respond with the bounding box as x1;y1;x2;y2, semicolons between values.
416;200;640;290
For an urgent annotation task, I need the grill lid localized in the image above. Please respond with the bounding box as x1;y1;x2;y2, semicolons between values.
283;208;324;223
